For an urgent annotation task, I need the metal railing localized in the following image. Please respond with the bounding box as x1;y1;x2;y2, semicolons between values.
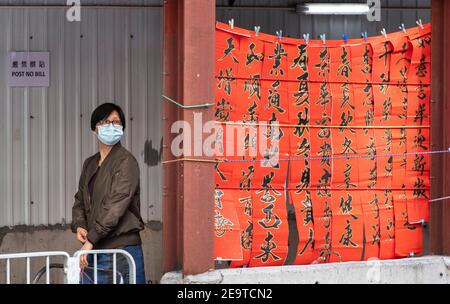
72;249;136;284
0;249;136;284
0;251;71;284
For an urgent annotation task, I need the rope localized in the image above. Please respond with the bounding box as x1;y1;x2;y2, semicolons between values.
220;148;450;163
217;121;430;129
162;150;450;206
213;76;431;87
162;148;450;165
162;94;214;109
162;158;219;164
429;196;450;203
220;148;450;207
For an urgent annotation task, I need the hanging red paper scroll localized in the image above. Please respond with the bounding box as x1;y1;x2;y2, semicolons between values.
290;190;319;264
250;189;289;267
214;22;431;267
309;80;332;194
214;189;243;260
308;45;330;82
238;35;264;79
230;190;254;268
406;127;431;223
311;190;333;263
360;190;381;260
289;129;310;193
287;42;310;192
351;43;373;84
378;188;395;259
262;40;289;81
406;29;432;224
394;190;423;257
330;190;364;262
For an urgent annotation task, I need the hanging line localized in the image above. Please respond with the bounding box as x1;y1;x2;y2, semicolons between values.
216;121;430;129
212;76;431;86
429;196;450;203
162;94;214;109
163;148;450;164
162;151;450;205
219;148;450;163
162;157;219;164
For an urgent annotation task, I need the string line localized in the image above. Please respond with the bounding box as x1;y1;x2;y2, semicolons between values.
220;148;450;163
162;94;214;109
216;121;430;129
163;148;450;164
163;149;450;204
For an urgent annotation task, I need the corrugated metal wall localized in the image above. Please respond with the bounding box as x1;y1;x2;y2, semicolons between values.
0;2;163;227
0;0;431;228
216;0;431;39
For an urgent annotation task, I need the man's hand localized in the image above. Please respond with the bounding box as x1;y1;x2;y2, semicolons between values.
79;241;94;269
76;227;88;244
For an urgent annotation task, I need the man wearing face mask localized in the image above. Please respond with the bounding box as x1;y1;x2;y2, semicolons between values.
71;103;146;284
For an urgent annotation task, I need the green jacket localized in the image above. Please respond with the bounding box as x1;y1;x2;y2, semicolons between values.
71;142;145;249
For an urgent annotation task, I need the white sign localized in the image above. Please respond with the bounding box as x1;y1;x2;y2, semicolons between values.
8;52;50;87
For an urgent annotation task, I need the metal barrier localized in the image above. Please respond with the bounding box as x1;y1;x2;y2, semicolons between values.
0;251;71;284
0;249;136;284
72;249;137;284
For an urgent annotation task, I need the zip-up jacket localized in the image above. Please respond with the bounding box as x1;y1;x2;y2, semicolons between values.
71;142;145;249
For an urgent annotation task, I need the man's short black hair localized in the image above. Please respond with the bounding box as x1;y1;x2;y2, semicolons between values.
90;103;126;131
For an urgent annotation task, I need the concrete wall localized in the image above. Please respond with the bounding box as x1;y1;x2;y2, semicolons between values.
163;256;450;284
0;226;162;283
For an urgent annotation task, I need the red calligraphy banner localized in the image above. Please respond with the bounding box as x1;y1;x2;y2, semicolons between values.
351;43;373;84
379;189;396;259
290;190;319;264
214;21;431;267
330;190;364;262
311;190;333;263
361;190;381;260
249;189;289;267
214;189;243;261
394;190;423;257
230;190;254;267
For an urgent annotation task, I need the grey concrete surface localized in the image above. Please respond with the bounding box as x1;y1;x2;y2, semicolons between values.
161;256;450;284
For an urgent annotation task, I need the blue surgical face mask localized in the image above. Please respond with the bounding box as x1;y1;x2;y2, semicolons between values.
97;123;123;146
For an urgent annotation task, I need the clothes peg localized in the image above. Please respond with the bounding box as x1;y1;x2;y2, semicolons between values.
381;28;387;39
303;33;310;45
416;19;424;29
320;33;326;45
361;31;368;42
276;30;283;41
410;218;426;225
342;33;348;45
254;26;261;37
399;23;406;34
228;18;234;29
